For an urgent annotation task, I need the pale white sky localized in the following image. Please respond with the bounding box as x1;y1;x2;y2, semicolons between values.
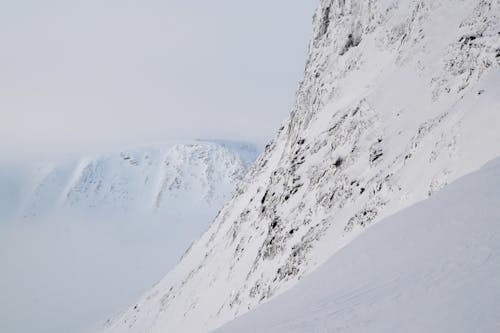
0;0;317;159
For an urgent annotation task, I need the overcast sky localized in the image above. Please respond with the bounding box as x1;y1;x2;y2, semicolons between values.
0;0;317;160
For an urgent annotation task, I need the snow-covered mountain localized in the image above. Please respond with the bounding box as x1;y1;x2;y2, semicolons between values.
0;140;259;333
102;1;500;332
0;140;259;221
215;157;500;333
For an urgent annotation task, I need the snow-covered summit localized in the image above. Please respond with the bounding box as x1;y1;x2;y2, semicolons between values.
102;1;500;332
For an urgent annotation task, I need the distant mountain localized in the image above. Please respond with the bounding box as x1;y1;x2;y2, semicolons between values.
0;140;259;221
101;1;500;332
0;140;259;333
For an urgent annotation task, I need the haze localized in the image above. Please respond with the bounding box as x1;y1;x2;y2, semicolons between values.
0;0;317;160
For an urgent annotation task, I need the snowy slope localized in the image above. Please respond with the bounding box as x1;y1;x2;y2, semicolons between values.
0;140;259;220
102;1;500;332
214;157;500;333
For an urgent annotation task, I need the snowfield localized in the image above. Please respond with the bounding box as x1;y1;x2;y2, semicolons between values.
214;157;500;333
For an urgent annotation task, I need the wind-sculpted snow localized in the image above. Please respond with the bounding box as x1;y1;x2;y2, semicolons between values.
103;1;500;332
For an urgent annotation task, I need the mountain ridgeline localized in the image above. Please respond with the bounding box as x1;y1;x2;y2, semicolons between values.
102;1;500;332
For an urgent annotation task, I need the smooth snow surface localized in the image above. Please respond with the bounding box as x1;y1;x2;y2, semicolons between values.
215;157;500;333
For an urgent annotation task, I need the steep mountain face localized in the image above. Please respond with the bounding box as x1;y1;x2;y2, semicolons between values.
1;140;258;221
102;1;500;332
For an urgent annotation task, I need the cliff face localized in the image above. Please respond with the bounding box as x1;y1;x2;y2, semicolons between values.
102;1;500;332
